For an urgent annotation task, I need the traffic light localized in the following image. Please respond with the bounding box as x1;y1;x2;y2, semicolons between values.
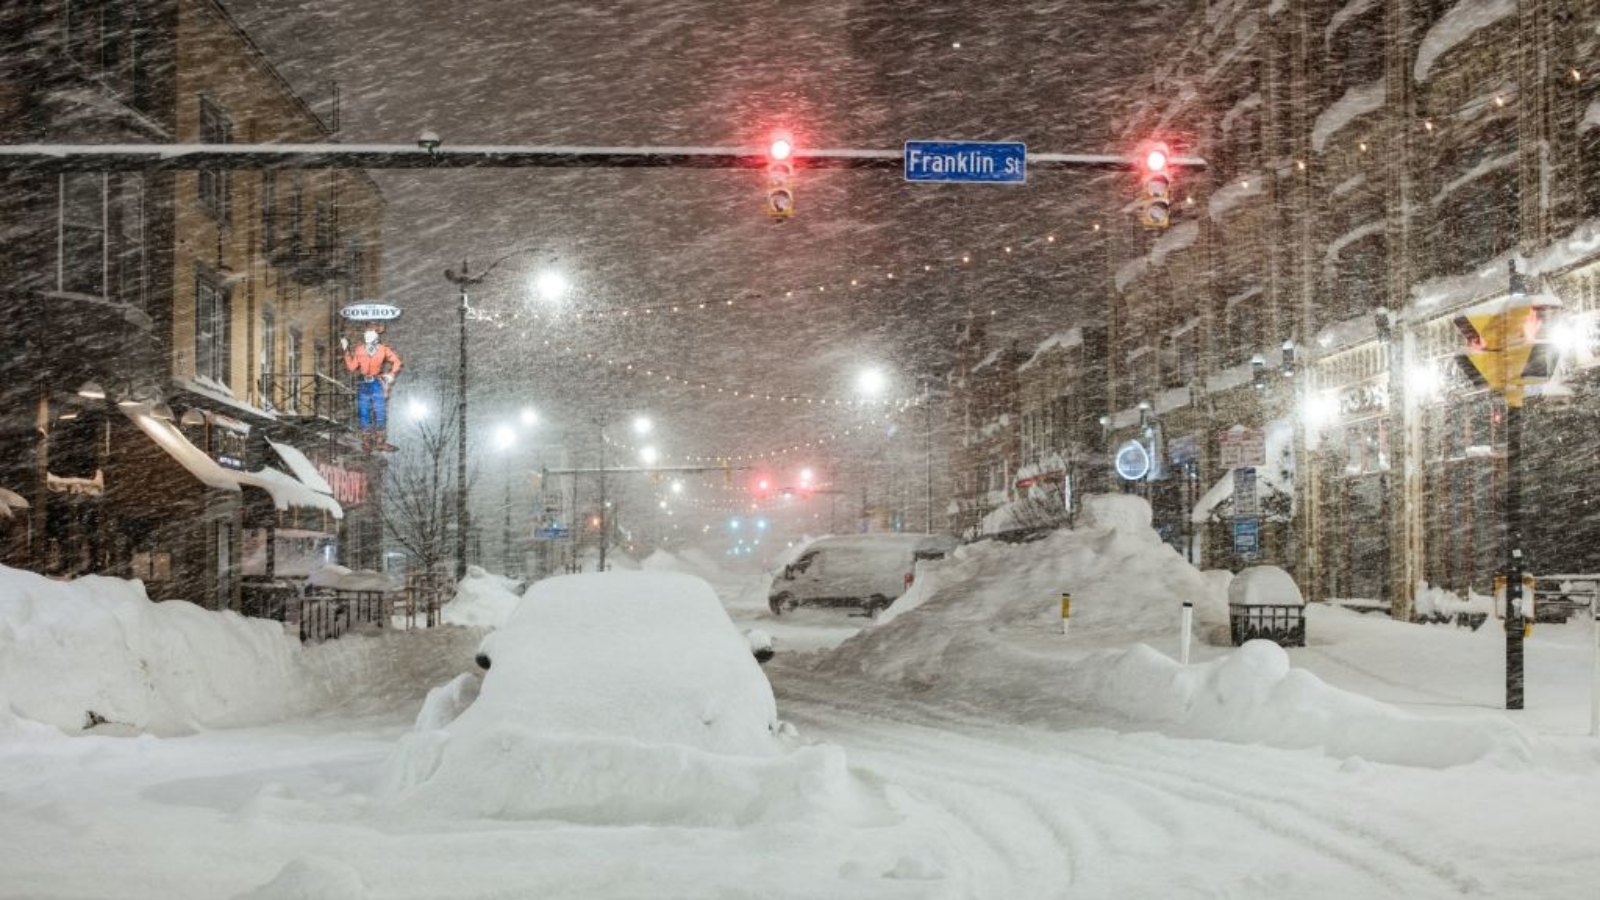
765;132;795;221
1139;143;1173;229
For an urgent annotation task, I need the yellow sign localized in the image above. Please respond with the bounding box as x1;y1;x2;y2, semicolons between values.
1453;304;1558;407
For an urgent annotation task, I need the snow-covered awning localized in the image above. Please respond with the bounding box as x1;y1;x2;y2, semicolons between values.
1192;419;1297;523
0;486;29;513
266;439;334;495
122;408;342;519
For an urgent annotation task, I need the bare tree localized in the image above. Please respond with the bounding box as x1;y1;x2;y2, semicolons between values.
380;415;475;578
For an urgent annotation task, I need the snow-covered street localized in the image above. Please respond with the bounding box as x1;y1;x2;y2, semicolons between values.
4;625;1600;900
6;502;1600;900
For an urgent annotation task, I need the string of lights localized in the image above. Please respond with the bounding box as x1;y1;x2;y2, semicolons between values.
525;336;926;410
603;418;894;465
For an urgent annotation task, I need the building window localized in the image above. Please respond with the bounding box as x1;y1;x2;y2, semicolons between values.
261;172;277;252
99;4;122;76
59;172;106;297
198;98;232;222
260;304;276;404
113;174;146;310
286;326;303;413
195;271;231;386
128;16;152;111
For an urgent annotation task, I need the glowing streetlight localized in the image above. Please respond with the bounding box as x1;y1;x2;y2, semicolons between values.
633;415;653;436
670;480;685;495
640;445;660;465
534;269;569;303
494;424;516;451
857;366;888;397
520;406;539;427
407;399;429;422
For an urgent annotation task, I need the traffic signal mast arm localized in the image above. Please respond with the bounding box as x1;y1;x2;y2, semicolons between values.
0;143;1208;173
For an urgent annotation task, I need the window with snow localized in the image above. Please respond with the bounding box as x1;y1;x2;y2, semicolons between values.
194;270;231;388
59;173;106;298
198;97;232;223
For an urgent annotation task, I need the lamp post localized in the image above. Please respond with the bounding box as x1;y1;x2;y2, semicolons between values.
442;248;550;581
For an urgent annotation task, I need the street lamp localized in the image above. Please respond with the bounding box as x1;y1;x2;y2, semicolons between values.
443;247;552;581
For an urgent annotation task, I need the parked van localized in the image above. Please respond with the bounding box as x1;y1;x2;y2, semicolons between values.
767;533;958;617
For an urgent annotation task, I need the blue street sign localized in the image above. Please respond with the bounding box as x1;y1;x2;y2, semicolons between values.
904;141;1026;184
534;527;571;541
1233;516;1260;560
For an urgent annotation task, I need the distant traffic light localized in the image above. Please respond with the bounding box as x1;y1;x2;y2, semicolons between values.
1139;142;1173;229
765;131;795;221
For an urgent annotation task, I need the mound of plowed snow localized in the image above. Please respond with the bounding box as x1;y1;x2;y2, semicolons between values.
815;496;1527;767
438;566;523;628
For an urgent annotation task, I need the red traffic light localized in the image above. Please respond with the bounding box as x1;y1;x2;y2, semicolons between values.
1145;148;1168;172
769;134;793;161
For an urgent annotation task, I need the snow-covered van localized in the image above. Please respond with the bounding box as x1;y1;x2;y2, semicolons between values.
767;533;957;617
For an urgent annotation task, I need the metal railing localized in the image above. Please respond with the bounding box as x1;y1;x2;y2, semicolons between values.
259;372;355;427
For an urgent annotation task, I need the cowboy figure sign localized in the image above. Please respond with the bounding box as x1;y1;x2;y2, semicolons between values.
339;304;403;452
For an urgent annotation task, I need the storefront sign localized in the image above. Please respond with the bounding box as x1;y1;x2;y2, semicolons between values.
1338;381;1389;418
339;303;402;321
1114;440;1152;481
1218;427;1265;469
314;461;368;506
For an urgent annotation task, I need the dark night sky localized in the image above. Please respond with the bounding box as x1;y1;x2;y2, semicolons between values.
233;0;1165;516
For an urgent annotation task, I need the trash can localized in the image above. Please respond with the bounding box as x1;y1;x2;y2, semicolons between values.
1227;566;1307;648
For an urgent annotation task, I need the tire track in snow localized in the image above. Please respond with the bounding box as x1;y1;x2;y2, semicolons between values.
776;669;1480;898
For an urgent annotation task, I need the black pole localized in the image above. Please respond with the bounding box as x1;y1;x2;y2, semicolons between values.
1505;259;1527;711
1506;398;1525;710
455;277;469;582
597;424;607;572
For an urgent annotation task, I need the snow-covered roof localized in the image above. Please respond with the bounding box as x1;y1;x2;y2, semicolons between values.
0;486;28;510
308;564;399;592
1017;329;1084;372
1410;216;1600;313
267;439;334;495
174;375;275;420
1414;0;1517;83
1311;80;1385;152
239;467;344;519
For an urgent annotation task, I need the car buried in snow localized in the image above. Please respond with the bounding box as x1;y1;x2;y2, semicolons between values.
767;532;958;618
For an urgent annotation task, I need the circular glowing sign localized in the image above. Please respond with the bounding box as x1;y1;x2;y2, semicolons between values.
1115;439;1152;481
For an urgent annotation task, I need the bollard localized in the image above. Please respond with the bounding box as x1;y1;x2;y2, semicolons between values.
1060;592;1072;636
1181;600;1194;665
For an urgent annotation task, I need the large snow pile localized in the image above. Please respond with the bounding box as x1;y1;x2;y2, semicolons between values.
817;496;1526;768
438;565;523;628
0;564;303;733
383;571;866;825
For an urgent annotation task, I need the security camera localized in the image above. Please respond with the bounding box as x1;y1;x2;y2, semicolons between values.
417;130;441;154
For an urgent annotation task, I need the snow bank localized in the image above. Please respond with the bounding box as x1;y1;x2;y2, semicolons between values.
814;498;1527;768
1414;581;1494;619
0;565;304;732
384;572;869;825
438;566;523;627
232;857;368;900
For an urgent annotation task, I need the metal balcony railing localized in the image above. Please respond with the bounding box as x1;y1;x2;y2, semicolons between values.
260;372;355;428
